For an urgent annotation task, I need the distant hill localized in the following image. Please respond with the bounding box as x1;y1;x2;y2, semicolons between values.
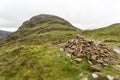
83;23;120;46
0;30;12;41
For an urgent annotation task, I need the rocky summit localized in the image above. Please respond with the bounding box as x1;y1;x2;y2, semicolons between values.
62;34;115;70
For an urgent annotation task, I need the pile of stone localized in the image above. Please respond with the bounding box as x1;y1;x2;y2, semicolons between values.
62;34;114;66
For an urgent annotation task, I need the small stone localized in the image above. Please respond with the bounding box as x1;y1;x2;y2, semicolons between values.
79;72;83;76
65;53;72;60
74;58;82;62
88;60;93;65
89;65;102;72
86;54;91;59
104;57;110;62
66;48;75;54
76;53;84;58
68;39;74;43
91;73;108;80
71;45;76;49
74;39;79;44
91;55;97;60
59;48;64;52
81;78;88;80
107;75;114;80
91;73;98;78
103;63;108;66
97;59;104;63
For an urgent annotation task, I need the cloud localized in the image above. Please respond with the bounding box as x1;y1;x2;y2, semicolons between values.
0;0;120;31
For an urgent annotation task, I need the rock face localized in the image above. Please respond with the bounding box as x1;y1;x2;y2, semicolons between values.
62;34;114;66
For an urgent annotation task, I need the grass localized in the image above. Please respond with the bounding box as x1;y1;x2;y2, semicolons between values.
0;43;119;80
5;22;80;45
83;23;120;46
0;44;89;80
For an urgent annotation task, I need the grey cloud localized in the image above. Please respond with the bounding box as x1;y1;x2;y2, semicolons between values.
0;0;120;31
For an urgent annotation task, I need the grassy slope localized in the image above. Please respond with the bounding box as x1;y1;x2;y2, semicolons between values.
83;23;120;46
0;41;120;80
5;23;80;45
0;44;90;80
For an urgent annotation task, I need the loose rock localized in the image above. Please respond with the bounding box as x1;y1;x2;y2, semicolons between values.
91;73;98;78
107;75;115;80
89;65;102;72
81;78;88;80
90;73;108;80
62;34;114;66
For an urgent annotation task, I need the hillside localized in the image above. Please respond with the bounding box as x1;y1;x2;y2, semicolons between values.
83;23;120;46
0;30;12;41
0;14;119;80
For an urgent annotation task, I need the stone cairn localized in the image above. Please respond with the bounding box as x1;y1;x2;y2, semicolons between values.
61;34;114;69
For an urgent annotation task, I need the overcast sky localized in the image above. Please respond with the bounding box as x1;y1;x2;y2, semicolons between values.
1;0;120;31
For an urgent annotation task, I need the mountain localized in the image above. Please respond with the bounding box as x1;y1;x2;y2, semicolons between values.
0;30;12;41
83;23;120;46
6;14;80;45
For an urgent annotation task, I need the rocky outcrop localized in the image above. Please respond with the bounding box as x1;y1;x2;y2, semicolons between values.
62;34;114;67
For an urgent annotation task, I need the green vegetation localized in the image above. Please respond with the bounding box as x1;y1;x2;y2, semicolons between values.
0;43;119;80
0;43;93;80
0;14;120;80
83;23;120;46
6;22;80;45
